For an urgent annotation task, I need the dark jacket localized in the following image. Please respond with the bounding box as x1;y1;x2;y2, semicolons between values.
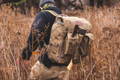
22;6;61;60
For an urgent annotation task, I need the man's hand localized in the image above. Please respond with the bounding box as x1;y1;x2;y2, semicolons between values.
21;47;32;60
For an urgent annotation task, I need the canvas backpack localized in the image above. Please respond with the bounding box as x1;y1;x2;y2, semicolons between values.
44;11;94;64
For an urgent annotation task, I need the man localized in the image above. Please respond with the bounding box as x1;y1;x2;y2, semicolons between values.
21;0;93;79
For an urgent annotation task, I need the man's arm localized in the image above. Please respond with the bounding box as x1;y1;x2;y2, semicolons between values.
21;14;47;60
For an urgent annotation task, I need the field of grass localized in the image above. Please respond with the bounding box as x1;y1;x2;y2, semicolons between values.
0;4;120;80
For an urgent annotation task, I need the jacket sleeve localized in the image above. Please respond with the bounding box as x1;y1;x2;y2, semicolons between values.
21;14;47;60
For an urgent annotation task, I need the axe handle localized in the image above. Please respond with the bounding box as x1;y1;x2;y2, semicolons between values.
72;25;87;37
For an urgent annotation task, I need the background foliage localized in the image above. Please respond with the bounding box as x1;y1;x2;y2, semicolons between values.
0;0;120;80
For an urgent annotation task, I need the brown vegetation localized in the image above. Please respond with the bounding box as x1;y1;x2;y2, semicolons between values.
0;3;120;80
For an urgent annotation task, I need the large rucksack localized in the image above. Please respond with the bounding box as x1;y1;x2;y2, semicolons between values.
46;13;94;64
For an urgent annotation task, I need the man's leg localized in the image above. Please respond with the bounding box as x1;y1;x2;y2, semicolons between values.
29;61;69;80
29;61;45;80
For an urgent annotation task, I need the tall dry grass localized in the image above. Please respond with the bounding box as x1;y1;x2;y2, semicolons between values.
0;4;120;80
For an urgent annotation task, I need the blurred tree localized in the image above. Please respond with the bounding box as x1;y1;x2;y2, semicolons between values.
0;0;21;5
89;0;94;6
0;0;119;14
55;0;84;10
0;0;40;14
13;0;27;6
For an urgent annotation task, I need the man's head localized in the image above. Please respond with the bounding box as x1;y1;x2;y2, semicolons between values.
39;0;55;8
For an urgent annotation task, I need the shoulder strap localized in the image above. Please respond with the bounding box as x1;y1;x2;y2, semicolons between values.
42;10;62;18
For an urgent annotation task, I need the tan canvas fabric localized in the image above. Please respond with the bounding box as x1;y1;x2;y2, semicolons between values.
29;61;69;80
62;16;92;32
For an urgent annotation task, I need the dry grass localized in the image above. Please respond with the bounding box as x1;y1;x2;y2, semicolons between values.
0;4;120;80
